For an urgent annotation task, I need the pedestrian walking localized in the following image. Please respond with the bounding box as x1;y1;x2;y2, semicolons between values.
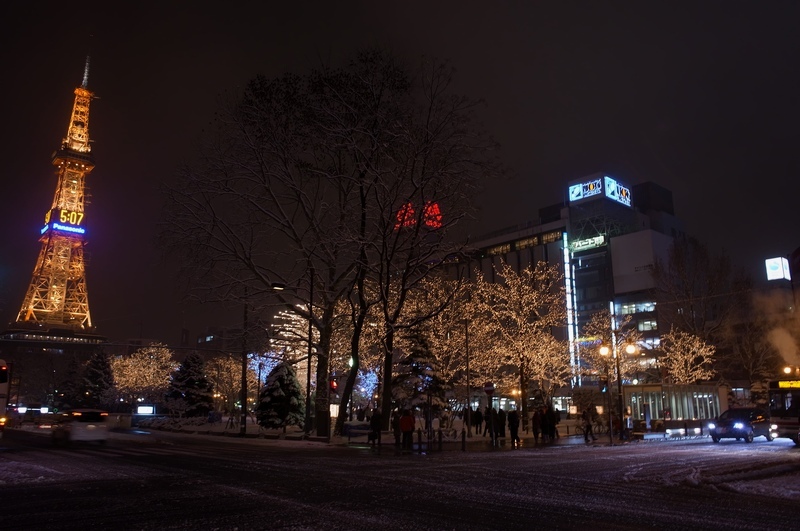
391;408;401;446
400;409;415;452
497;408;507;439
540;406;551;443
369;408;382;448
530;408;542;445
507;408;520;448
487;407;499;445
582;406;598;443
545;403;557;442
473;407;483;434
483;406;492;437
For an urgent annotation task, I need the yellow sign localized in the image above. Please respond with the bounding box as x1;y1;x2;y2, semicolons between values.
778;380;800;388
45;208;84;226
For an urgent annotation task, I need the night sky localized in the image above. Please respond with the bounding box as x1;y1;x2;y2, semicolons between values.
2;2;799;345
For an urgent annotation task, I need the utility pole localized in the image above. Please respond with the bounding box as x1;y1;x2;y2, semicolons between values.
240;298;248;437
304;266;314;437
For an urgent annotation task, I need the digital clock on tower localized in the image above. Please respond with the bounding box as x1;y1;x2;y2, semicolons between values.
45;208;85;226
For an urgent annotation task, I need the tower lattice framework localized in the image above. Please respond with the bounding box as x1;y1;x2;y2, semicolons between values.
17;58;96;330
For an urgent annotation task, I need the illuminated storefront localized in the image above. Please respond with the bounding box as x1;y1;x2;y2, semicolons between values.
624;383;722;429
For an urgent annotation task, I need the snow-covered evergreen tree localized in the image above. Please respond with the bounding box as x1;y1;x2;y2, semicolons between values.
167;352;214;417
256;361;305;432
391;330;449;415
56;357;86;411
83;349;116;409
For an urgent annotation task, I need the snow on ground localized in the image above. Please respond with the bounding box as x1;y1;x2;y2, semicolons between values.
2;423;800;501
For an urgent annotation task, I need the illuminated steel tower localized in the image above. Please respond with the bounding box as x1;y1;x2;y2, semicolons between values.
16;58;96;331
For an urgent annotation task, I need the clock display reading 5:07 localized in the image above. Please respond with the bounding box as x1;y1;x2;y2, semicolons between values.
45;209;84;226
59;209;84;225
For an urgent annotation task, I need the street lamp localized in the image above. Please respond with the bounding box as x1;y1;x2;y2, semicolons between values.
599;345;613;445
462;319;471;437
305;267;314;437
240;298;249;437
601;343;636;441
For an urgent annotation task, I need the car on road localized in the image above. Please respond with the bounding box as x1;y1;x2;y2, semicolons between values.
52;409;109;446
708;407;777;443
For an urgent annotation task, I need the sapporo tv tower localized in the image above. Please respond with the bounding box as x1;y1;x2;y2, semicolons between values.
15;58;101;337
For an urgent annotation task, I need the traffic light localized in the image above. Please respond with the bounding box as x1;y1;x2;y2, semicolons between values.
599;376;608;393
330;377;339;394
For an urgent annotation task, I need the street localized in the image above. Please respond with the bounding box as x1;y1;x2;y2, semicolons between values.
0;428;798;530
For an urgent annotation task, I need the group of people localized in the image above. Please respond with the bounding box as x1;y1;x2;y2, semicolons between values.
386;402;566;450
528;404;561;444
466;403;559;447
391;408;418;451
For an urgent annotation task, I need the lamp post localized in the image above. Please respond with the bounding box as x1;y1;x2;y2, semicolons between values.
601;342;636;441
599;345;613;445
305;266;314;438
463;319;471;437
240;298;248;437
619;344;636;438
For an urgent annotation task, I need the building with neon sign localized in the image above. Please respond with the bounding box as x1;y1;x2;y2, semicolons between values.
451;174;684;411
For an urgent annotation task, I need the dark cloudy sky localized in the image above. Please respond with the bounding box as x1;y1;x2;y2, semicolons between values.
2;2;799;344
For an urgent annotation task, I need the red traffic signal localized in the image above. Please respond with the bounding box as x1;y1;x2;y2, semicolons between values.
330;378;338;393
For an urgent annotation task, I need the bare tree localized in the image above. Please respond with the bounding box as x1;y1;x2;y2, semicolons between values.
719;317;783;387
659;327;716;384
473;261;567;424
652;236;750;342
392;278;474;408
160;49;498;436
111;343;177;405
206;354;240;413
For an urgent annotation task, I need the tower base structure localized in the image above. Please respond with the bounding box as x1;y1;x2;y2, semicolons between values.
0;322;107;409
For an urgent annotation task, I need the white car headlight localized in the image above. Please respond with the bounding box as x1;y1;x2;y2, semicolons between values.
708;422;716;429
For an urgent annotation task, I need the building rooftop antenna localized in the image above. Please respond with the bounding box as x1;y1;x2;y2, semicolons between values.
82;55;90;89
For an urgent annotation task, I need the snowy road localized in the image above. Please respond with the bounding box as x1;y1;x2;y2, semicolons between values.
0;428;798;530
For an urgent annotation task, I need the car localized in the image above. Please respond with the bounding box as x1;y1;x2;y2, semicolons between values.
52;409;109;446
708;407;777;443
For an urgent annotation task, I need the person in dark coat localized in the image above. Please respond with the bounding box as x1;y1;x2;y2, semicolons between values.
540;406;551;443
530;408;542;445
489;407;499;444
483;406;492;437
369;408;382;448
497;408;507;439
545;404;557;442
582;406;598;443
400;409;415;452
391;409;401;446
507;408;521;448
473;407;483;435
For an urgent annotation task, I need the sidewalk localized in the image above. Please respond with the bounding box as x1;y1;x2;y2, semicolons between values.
132;414;702;447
